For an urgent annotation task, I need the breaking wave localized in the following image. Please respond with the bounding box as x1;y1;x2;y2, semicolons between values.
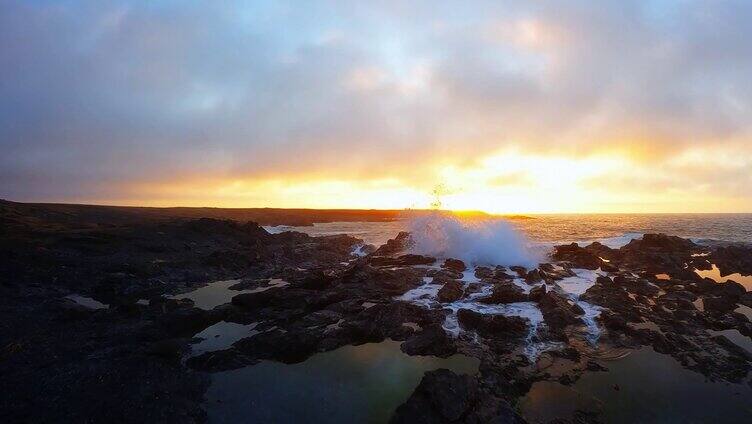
407;213;541;268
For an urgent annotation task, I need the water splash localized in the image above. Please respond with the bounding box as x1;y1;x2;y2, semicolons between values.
407;213;541;268
555;268;605;345
350;243;368;257
398;266;553;360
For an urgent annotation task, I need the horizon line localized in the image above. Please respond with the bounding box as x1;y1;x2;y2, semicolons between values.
3;198;751;215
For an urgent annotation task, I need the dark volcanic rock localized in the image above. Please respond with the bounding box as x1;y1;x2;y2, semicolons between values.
369;254;436;267
390;369;478;423
618;233;697;273
231;287;296;309
391;369;525;424
54;298;97;321
711;281;746;300
525;269;544;284
442;258;467;273
438;280;464;303
741;292;752;308
7;199;752;423
584;241;619;262
340;263;425;297
529;285;546;302
623;233;696;253
372;232;412;256
457;308;529;338
703;296;737;313
509;266;527;277
582;282;641;322
553;243;604;270
538;292;584;330
712;245;752;276
479;282;528;304
474;266;494;279
401;325;457;357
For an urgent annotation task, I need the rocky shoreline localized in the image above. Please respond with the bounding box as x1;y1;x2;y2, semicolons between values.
2;204;752;423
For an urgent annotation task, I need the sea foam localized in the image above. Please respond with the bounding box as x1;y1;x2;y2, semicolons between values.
407;213;540;268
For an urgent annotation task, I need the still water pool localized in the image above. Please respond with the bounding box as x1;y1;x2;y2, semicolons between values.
520;346;752;423
204;340;479;423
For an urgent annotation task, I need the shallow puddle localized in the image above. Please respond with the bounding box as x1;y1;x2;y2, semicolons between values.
556;268;603;297
171;279;287;310
709;329;752;354
520;347;752;423
204;340;479;423
191;321;260;355
693;298;704;312
695;265;752;291
735;304;752;321
65;294;108;309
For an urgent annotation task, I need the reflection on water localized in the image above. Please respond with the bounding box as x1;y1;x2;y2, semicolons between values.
64;294;108;309
171;279;256;310
191;321;260;355
264;214;752;248
265;221;408;247
205;340;479;424
735;304;752;321
520;347;752;424
709;329;752;354
695;264;752;291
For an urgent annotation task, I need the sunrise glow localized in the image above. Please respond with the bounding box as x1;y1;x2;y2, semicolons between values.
2;1;752;213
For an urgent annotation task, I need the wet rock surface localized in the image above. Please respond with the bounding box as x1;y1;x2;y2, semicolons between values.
2;201;752;423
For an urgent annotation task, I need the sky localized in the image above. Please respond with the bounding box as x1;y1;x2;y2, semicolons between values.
2;0;752;213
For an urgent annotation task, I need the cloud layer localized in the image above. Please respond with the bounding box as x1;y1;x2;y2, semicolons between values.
2;1;751;211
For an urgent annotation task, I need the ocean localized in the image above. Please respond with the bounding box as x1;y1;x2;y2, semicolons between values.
264;213;752;248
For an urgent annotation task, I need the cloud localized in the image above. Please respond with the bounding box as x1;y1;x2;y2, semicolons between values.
1;0;751;211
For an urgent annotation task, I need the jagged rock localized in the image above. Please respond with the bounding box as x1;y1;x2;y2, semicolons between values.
525;269;544;283
369;254;436;267
538;292;584;330
529;285;546;302
160;306;218;336
479;283;528;304
437;280;464;303
400;326;457;357
372;232;412;256
429;268;464;281
703;296;737;313
457;308;529;338
442;258;467;272
147;338;189;360
341;265;425;297
584;241;619;262
509;266;527;277
553;243;604;270
582;283;642;322
741;292;752;308
585;360;608;372
711;281;746;300
232;287;296;309
390;369;478;423
474;266;494;279
618;233;697;272
712;245;752;276
596;275;613;285
298;270;337;290
622;233;696;253
53;298;96;320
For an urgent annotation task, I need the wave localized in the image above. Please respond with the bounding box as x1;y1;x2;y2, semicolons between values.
406;213;541;268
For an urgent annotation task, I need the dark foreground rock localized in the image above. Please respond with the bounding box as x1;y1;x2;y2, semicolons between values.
3;200;752;423
390;369;525;424
457;309;529;338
